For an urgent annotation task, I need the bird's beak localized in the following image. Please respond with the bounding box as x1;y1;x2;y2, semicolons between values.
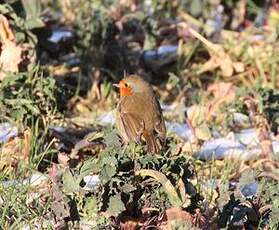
113;83;120;88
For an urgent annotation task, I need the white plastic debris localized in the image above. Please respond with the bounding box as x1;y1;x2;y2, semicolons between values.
194;138;246;160
240;182;258;198
28;173;48;186
166;121;195;141
0;122;18;143
143;45;177;60
49;125;67;133
48;30;73;43
97;110;115;125
83;175;100;191
232;112;250;127
194;136;263;161
1;173;48;188
272;141;279;154
234;128;259;146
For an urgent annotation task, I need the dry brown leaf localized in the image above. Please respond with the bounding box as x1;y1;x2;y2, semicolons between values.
243;95;273;158
120;220;138;230
187;105;212;141
195;123;212;141
207;82;236;114
219;56;234;77
189;28;237;77
160;207;193;230
57;152;70;167
181;141;199;153
0;14;23;80
233;62;245;73
48;164;70;229
0;128;30;174
0;14;14;41
187;105;207;126
59;0;76;22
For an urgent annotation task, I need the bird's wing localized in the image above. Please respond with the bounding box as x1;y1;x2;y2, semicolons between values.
153;96;166;143
118;112;145;144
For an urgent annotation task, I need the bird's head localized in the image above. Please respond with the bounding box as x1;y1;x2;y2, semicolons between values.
114;75;150;97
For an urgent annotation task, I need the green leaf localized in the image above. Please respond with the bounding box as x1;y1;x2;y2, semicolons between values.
79;158;99;178
107;195;125;216
136;169;184;207
190;0;202;16
102;155;118;166
100;164;117;183
121;183;136;193
85;131;104;142
83;196;98;218
0;73;24;87
104;129;121;148
24;103;40;115
62;169;80;193
21;0;44;29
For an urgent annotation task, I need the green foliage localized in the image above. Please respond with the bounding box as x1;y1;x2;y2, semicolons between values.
149;0;207;19
0;182;51;228
21;0;44;29
107;195;126;216
0;0;44;30
73;0;119;73
258;179;279;229
257;88;279;134
58;129;196;225
70;131;196;219
0;68;58;127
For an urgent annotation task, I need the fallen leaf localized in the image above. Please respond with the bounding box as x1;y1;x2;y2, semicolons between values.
186;105;212;141
233;62;245;73
160;207;193;230
120;220;138;230
165;208;193;222
0;14;14;41
189;28;236;77
0;14;23;80
48;164;70;228
0;128;30;174
57;152;70;167
136;169;184;207
195;123;212;141
207;82;236;114
187;105;207;126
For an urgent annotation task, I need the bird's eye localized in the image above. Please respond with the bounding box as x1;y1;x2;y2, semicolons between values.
124;83;128;87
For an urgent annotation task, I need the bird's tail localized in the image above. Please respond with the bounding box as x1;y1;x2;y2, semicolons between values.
144;132;159;154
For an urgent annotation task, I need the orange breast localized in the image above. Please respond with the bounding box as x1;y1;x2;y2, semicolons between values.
120;86;133;96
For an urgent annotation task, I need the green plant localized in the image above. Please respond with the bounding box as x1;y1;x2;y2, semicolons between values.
0;67;58;127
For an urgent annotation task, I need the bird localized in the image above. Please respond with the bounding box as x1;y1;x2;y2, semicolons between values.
114;74;166;153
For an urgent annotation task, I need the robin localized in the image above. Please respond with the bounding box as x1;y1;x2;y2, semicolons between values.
114;75;166;153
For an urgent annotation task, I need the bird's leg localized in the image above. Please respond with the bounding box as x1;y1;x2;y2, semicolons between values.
135;120;145;144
